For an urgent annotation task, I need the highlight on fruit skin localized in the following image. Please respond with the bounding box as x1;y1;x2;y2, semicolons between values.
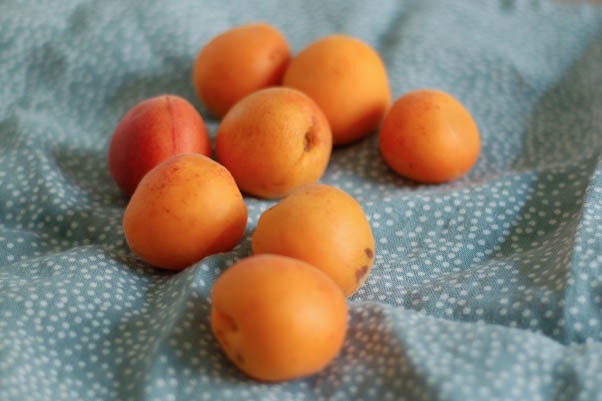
252;183;375;296
108;94;211;196
193;22;291;118
378;89;481;183
215;87;332;199
122;153;248;270
283;34;391;146
210;254;348;382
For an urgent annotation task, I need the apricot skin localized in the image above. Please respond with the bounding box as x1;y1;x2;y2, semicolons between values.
252;184;375;296
108;95;211;196
215;87;332;199
211;254;348;382
122;154;247;270
283;34;391;145
193;23;291;118
379;89;480;183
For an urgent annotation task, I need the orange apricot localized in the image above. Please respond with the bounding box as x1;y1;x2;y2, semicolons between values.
122;154;247;270
108;94;211;196
193;23;291;118
252;183;375;296
215;87;332;199
211;254;348;382
379;89;480;183
283;34;391;145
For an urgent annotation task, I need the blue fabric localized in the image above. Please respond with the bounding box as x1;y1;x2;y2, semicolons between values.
1;1;602;400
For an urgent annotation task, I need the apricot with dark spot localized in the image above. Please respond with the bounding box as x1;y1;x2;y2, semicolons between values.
215;87;332;199
252;184;375;296
211;254;348;381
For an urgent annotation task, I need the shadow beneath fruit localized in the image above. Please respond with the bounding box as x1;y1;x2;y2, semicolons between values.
310;304;429;400
323;134;418;201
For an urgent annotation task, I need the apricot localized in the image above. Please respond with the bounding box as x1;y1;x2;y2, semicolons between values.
108;94;211;196
211;254;348;381
282;34;391;145
122;154;247;270
379;89;480;183
193;23;291;117
215;87;332;199
252;184;375;296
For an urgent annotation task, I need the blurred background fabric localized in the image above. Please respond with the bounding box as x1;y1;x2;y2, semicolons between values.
1;1;602;400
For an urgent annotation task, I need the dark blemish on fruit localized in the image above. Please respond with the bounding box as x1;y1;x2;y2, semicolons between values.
355;265;369;283
214;329;229;347
235;352;245;364
216;309;238;333
364;248;373;259
304;130;313;151
225;316;238;332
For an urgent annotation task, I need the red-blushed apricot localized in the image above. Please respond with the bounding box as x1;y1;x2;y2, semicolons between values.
122;154;247;270
283;34;391;145
108;94;211;196
211;254;348;382
215;87;332;199
379;89;480;183
252;184;375;296
193;23;291;118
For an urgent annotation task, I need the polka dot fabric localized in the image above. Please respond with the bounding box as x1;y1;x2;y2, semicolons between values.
1;1;602;400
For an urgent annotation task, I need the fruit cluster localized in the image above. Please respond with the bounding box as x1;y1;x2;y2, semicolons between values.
107;22;481;382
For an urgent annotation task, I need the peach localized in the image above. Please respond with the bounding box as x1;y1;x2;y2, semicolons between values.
193;23;291;118
379;89;480;183
252;184;375;296
215;87;332;199
211;254;348;381
108;94;211;196
283;34;391;145
122;154;247;270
